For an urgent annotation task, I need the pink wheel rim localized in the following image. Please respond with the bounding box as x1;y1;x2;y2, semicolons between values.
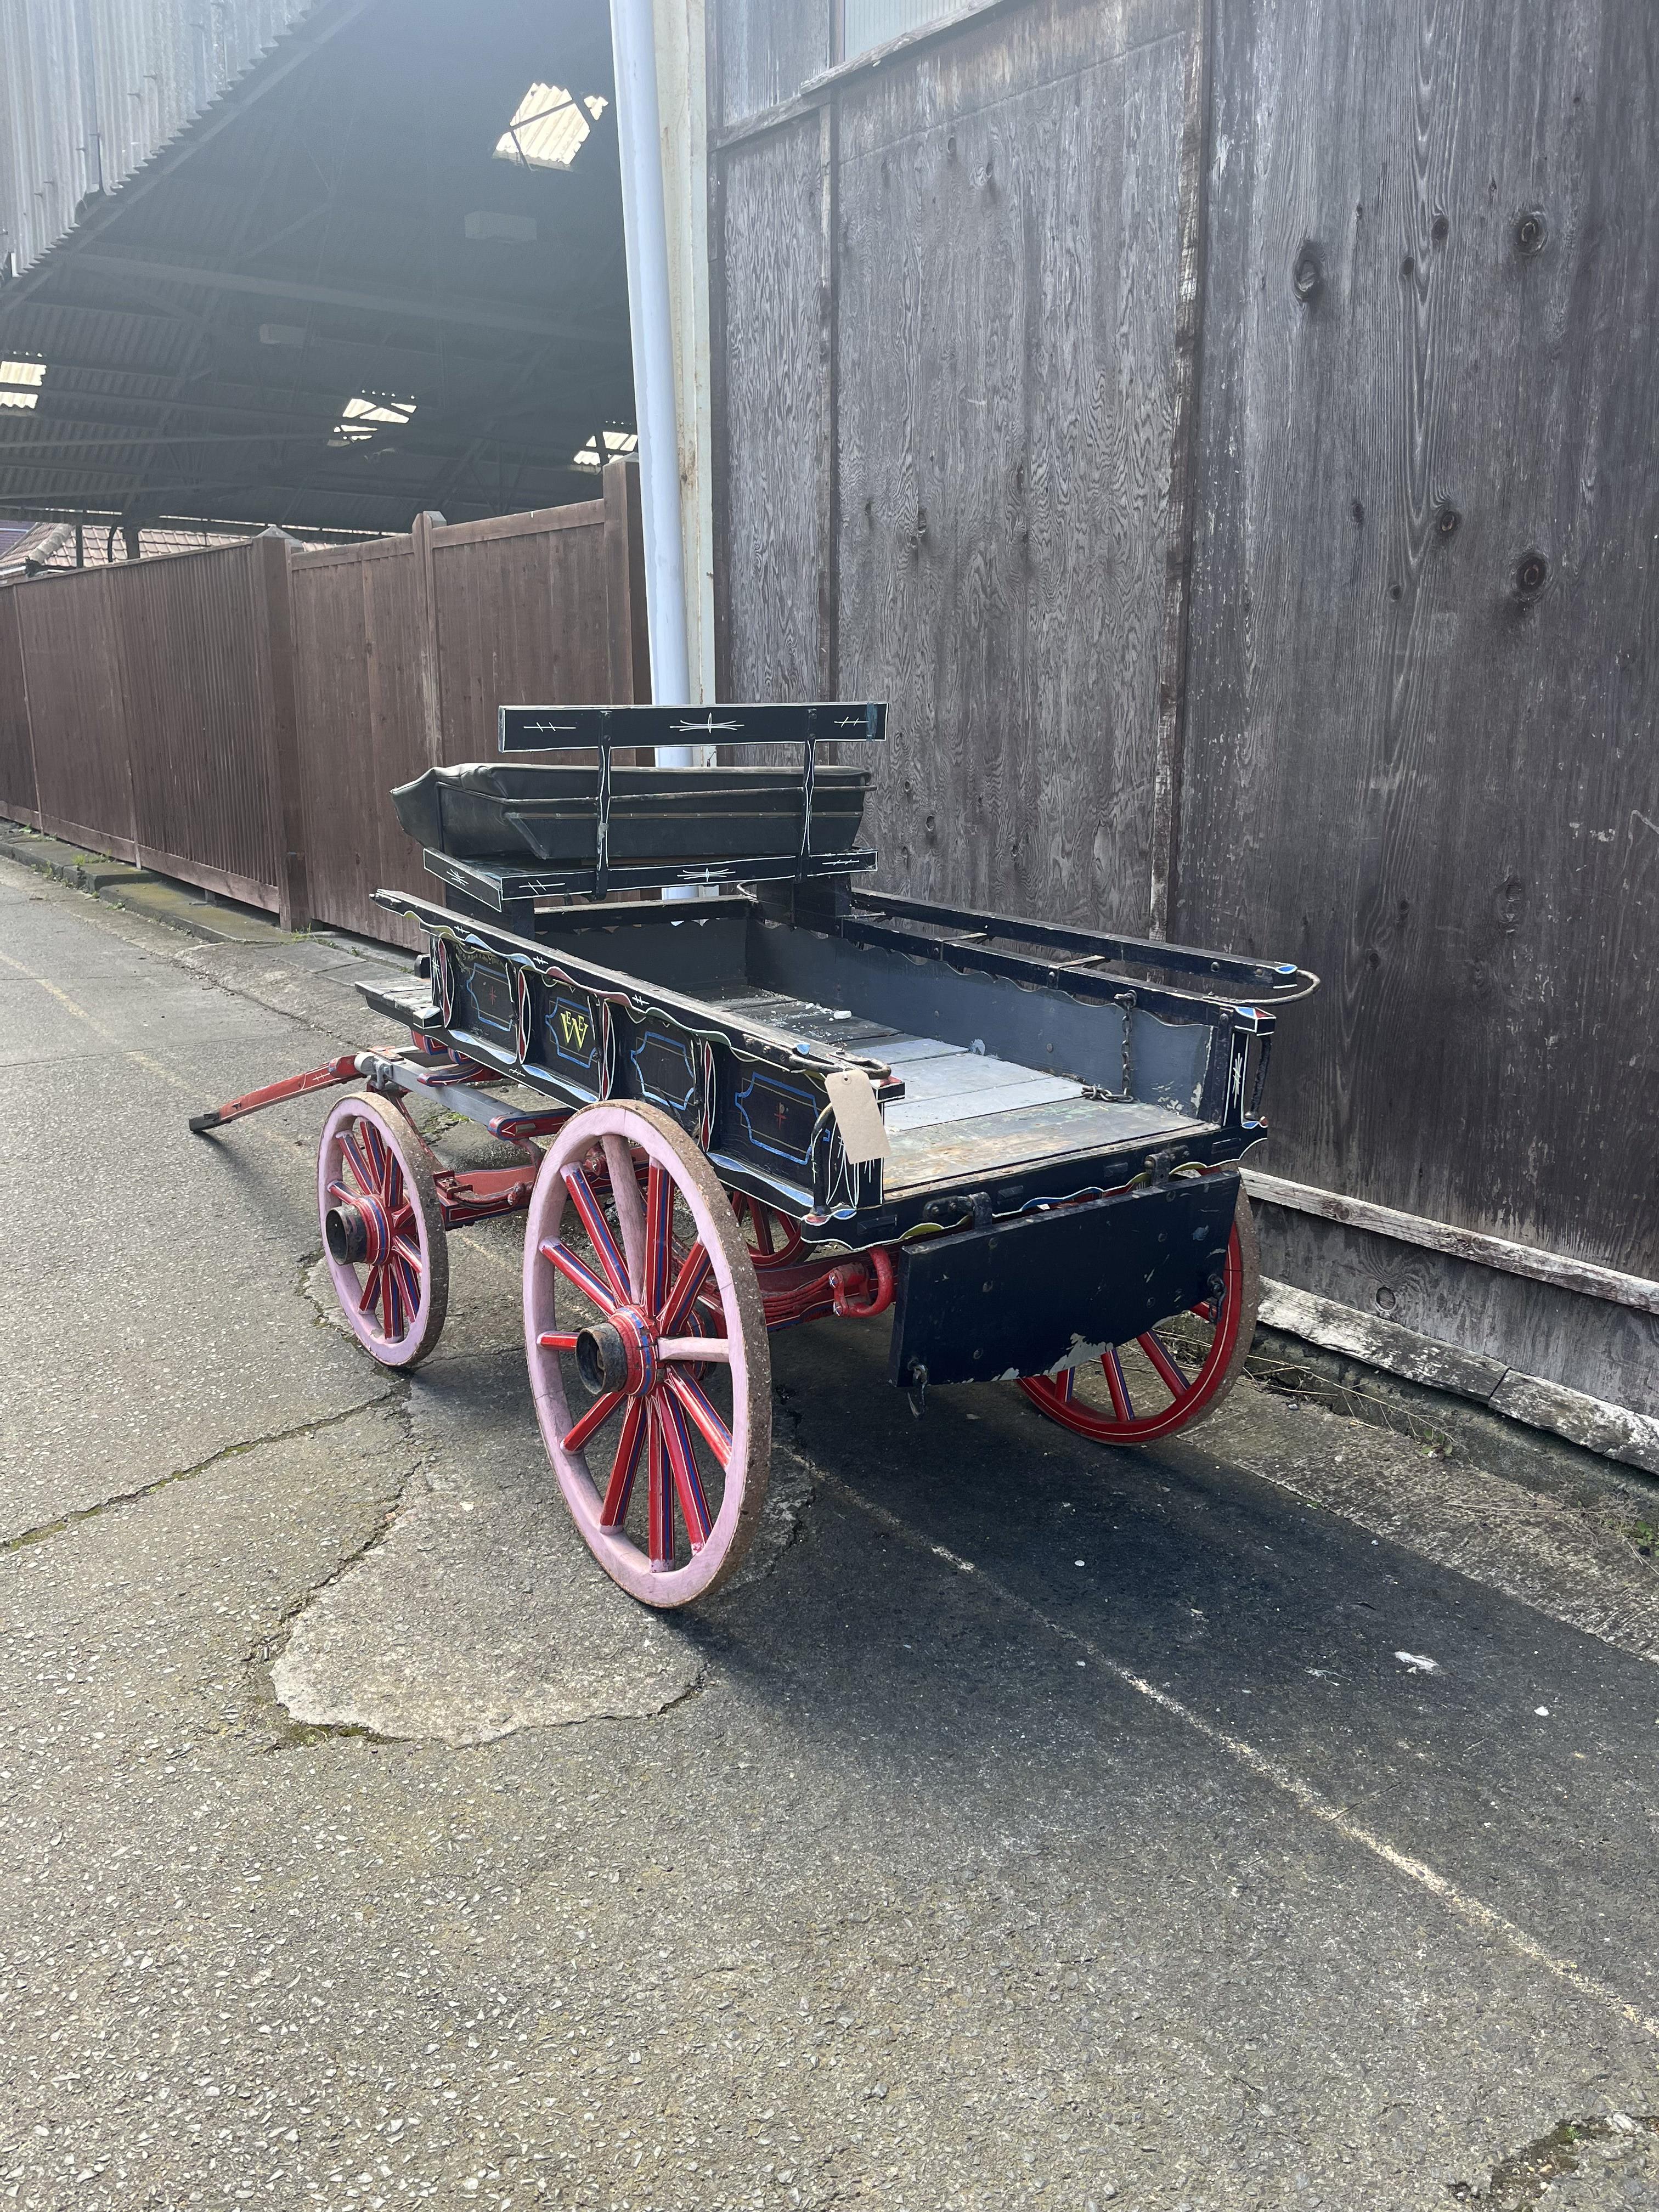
1019;1192;1257;1444
318;1094;445;1368
523;1102;770;1607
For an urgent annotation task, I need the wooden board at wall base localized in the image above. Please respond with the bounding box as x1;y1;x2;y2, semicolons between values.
1259;1277;1659;1478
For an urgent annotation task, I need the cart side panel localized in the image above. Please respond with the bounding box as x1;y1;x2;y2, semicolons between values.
748;917;1215;1114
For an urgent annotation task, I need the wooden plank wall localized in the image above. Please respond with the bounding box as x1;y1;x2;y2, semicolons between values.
1180;0;1659;1283
708;0;1659;1412
715;0;1191;928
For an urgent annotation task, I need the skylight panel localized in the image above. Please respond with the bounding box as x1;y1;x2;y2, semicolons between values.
494;84;608;171
330;393;416;447
0;360;45;410
572;428;638;470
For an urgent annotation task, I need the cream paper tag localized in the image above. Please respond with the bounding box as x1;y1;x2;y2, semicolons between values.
823;1066;891;1165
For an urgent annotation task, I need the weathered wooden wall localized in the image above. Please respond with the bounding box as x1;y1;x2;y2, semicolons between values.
708;0;1659;1413
716;0;1190;930
1178;0;1659;1281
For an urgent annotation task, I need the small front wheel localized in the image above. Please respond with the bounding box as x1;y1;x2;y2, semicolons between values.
1019;1188;1259;1444
318;1090;449;1367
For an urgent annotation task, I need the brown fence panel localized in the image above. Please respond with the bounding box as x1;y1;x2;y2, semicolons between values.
293;464;647;945
0;587;36;821
429;494;623;761
290;534;430;947
3;462;645;947
15;568;136;860
112;539;284;910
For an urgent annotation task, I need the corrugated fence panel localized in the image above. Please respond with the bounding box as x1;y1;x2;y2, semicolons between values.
430;503;616;762
289;535;426;949
16;568;136;859
116;540;282;905
0;588;36;819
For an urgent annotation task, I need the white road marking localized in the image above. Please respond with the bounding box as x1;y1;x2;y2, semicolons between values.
817;1461;1659;2047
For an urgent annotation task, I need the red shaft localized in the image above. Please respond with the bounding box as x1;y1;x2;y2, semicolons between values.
188;1055;360;1134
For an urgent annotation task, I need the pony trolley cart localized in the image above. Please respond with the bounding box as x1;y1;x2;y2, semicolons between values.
190;703;1318;1607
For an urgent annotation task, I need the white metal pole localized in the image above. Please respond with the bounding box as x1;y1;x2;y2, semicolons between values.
610;0;690;753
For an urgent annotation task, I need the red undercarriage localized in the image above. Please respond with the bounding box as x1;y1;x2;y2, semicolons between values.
190;1050;897;1331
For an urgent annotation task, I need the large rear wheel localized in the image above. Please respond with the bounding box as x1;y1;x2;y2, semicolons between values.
523;1102;771;1607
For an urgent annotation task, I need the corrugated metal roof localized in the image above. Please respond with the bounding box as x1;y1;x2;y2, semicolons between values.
0;0;633;534
0;0;328;278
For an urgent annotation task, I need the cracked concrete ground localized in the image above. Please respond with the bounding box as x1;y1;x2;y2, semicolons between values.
2;853;1658;2212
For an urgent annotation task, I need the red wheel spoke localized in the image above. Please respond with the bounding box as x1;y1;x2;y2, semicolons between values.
392;1233;422;1269
358;1263;383;1314
563;1388;625;1455
537;1330;579;1352
326;1180;355;1207
1138;1329;1191;1400
658;1390;713;1549
1103;1348;1133;1422
599;1398;648;1526
561;1165;631;1303
647;1407;675;1567
342;1128;377;1196
391;1256;421;1330
664;1369;732;1469
644;1163;673;1313
658;1240;710;1336
541;1237;616;1316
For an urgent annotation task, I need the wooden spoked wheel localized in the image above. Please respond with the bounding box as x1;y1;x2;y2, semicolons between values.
523;1102;771;1607
1019;1188;1260;1444
730;1189;805;1270
318;1090;449;1368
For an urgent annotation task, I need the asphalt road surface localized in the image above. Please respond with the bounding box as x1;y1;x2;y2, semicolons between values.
2;853;1657;2212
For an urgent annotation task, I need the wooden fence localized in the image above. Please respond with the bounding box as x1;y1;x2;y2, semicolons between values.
0;459;648;944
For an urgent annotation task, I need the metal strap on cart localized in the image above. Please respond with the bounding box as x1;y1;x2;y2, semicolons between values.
492;700;886;900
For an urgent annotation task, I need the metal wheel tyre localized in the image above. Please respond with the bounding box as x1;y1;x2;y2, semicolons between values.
1019;1187;1260;1444
318;1090;449;1368
523;1102;771;1607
